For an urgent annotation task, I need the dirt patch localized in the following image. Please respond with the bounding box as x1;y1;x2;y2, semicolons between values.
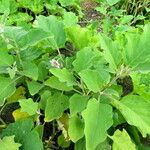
80;0;101;26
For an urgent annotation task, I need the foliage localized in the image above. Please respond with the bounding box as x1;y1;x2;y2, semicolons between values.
0;0;150;149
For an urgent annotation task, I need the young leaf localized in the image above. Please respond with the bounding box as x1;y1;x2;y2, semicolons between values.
50;68;76;86
22;130;43;150
82;99;113;150
27;80;43;96
1;119;34;142
19;98;38;116
45;76;73;91
45;93;69;122
69;94;89;116
73;47;95;73
0;50;14;67
113;95;150;137
34;15;66;48
112;129;136;150
21;62;38;80
68;115;84;143
100;34;121;72
66;26;92;50
0;76;16;106
79;69;108;93
0;135;21;150
124;24;150;71
63;12;78;27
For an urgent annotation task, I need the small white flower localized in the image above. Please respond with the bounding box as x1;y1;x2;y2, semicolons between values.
50;59;61;68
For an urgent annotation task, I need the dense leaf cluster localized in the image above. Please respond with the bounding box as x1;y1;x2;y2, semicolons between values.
0;0;150;150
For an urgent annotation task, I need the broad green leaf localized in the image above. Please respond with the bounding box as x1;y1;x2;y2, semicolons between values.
4;26;27;48
19;98;38;116
19;28;53;49
0;136;21;150
1;119;34;142
50;68;76;86
38;61;48;81
35;15;66;48
79;69;109;93
0;50;14;67
82;99;113;150
45;76;73;91
27;80;43;96
63;12;78;27
0;0;17;14
20;47;43;61
22;130;43;150
39;90;51;110
45;93;69;122
73;47;95;73
69;94;89;116
124;24;150;71
0;76;16;105
112;95;150;137
112;129;136;150
100;34;121;72
68;115;84;142
21;62;38;80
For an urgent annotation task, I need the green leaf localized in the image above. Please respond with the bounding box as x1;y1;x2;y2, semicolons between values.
45;93;69;122
0;136;21;150
45;76;73;91
4;26;27;48
58;134;70;148
39;90;51;110
38;61;48;81
112;129;136;150
27;80;43;96
22;131;43;150
59;0;73;6
79;69;109;93
63;12;78;27
66;26;92;50
73;47;95;73
106;0;121;6
69;94;89;116
0;50;14;67
35;15;66;48
1;119;34;142
68;115;84;142
21;62;38;80
113;95;150;137
19;98;38;116
0;76;16;106
50;68;76;86
19;28;53;49
82;99;113;150
124;24;150;71
0;0;17;14
100;34;121;72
